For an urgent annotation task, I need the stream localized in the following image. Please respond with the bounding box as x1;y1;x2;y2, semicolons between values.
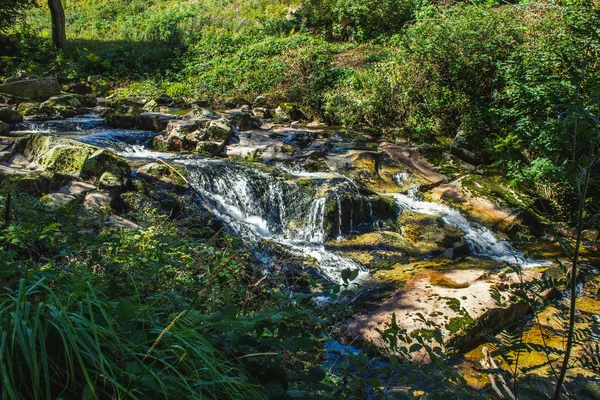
12;115;549;282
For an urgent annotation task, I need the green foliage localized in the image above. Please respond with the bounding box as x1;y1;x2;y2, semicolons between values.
0;0;34;35
0;278;259;399
295;0;421;41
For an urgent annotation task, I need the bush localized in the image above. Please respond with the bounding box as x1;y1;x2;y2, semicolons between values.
296;0;421;40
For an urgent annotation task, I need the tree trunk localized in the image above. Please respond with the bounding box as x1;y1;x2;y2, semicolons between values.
48;0;66;49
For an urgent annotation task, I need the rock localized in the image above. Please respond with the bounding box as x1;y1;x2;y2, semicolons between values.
452;243;471;259
25;135;93;176
0;77;61;100
582;229;599;241
43;93;96;108
151;135;169;152
25;134;131;182
253;107;273;119
84;190;114;210
143;100;157;112
275;103;307;122
397;211;464;255
229;111;259;131
41;192;78;209
155;93;173;106
39;94;97;116
184;132;201;149
65;82;92;95
253;94;270;107
196;141;224;155
0;108;23;124
17;102;40;116
306;120;328;129
0;92;30;106
204;119;234;141
87;75;109;95
224;97;250;108
137;162;187;187
104;112;137;129
166;119;208;136
441;188;466;204
99;171;124;189
136;112;180;131
0;121;8;136
80;148;131;185
106;215;139;229
184;108;220;120
58;181;96;198
450;130;488;165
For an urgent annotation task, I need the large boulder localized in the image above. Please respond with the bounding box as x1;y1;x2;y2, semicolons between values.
136;112;180;131
25;134;131;184
229;111;259;131
275;103;307;122
0;77;61;100
204;119;234;141
155;93;173;106
39;94;97;117
104;112;137;129
0;108;23;124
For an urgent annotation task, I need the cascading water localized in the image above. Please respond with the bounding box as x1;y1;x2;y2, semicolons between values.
12;115;550;280
181;160;368;283
11;115;104;134
392;175;549;268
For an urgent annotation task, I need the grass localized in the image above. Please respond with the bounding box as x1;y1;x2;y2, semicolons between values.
0;278;259;399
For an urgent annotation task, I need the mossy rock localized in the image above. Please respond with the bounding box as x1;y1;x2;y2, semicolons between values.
104;112;137;129
0;107;23;124
0;121;8;136
229;111;258;131
25;134;130;183
204;119;234;141
151;135;169;152
80;149;131;184
26;135;94;176
397;211;463;251
17;102;40;116
139;163;187;187
196;141;223;156
0;77;61;100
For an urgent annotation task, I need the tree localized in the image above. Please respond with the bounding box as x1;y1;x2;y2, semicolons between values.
47;0;66;48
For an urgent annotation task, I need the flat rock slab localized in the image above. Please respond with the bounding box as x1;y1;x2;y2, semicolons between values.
345;267;536;359
380;142;448;186
59;181;97;198
0;164;31;175
3;153;30;169
84;190;113;210
106;215;139;230
226;130;293;161
42;192;78;209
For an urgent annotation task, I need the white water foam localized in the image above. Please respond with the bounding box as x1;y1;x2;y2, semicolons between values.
392;191;550;268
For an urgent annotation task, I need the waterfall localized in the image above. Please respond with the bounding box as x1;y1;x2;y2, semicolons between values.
181;160;367;283
393;191;550;268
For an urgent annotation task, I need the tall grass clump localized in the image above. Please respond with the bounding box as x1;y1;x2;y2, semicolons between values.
0;277;260;399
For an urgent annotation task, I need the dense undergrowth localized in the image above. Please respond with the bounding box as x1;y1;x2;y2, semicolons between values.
2;0;599;218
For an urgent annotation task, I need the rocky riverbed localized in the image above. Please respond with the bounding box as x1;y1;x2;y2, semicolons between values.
1;80;599;394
